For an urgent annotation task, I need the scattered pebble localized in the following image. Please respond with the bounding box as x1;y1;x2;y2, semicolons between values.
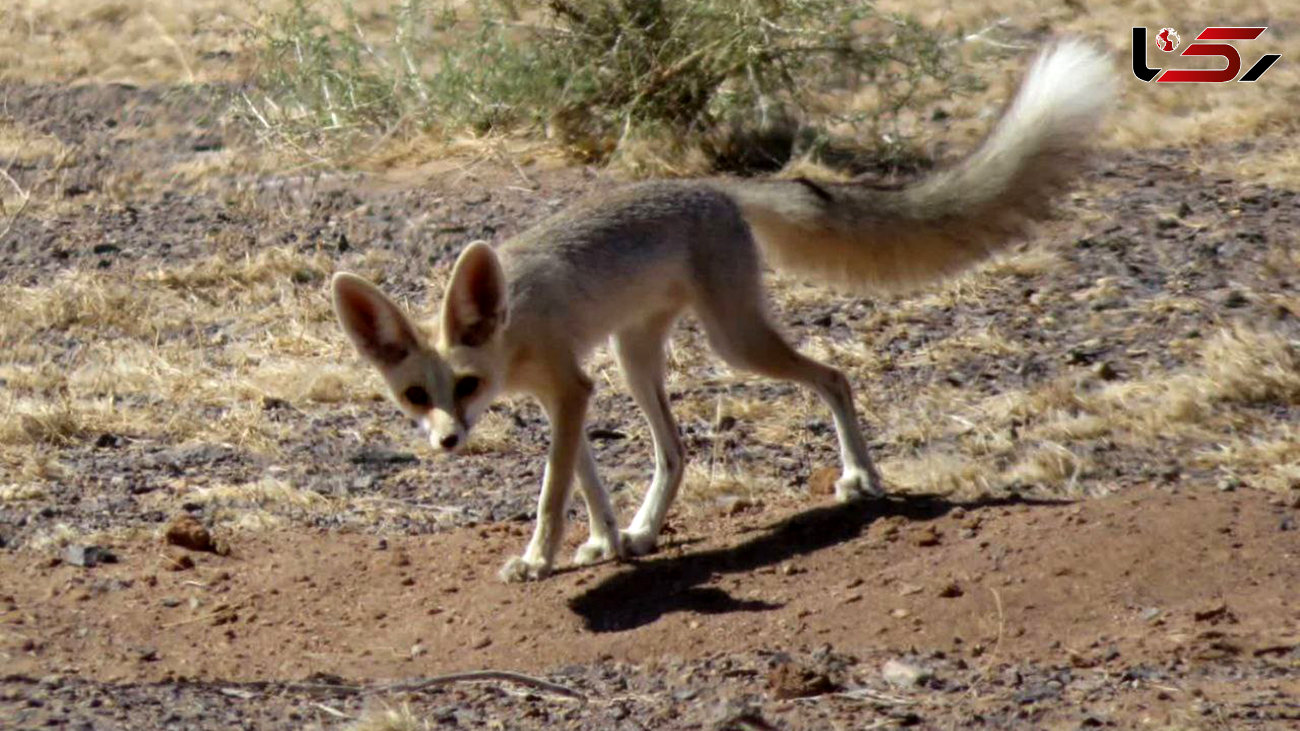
766;662;837;699
913;526;942;547
937;582;964;598
64;545;117;569
882;658;932;688
164;515;215;553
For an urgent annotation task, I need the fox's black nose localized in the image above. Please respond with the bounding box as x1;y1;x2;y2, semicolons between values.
440;434;460;450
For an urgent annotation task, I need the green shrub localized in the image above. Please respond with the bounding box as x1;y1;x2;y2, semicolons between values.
245;0;978;172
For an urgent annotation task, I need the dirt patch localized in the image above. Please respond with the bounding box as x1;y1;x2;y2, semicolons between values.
3;486;1298;727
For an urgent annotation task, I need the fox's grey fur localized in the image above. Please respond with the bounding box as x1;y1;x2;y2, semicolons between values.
332;40;1115;581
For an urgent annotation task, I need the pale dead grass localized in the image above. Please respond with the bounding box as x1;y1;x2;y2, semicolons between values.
187;475;333;507
0;122;67;167
0;0;410;85
875;0;1300;157
870;323;1300;498
0;246;379;462
0;483;48;502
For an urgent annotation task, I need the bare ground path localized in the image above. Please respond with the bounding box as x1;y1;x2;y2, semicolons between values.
3;486;1298;728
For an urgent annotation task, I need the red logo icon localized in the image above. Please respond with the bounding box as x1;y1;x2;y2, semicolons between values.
1155;28;1180;52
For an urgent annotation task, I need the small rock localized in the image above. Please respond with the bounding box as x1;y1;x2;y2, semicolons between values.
672;687;698;702
881;658;931;688
716;494;758;516
164;515;215;553
913;526;942;547
163;552;196;572
889;711;924;727
712;701;773;731
1218;289;1249;309
470;635;492;650
94;433;125;449
1092;361;1119;381
65;545;117;568
1217;477;1241;492
937;581;964;598
350;449;418;466
1193;602;1236;624
766;662;837;699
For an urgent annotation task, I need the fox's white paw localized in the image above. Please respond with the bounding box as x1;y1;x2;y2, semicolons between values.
573;533;624;566
498;554;552;583
835;468;885;503
620;527;658;557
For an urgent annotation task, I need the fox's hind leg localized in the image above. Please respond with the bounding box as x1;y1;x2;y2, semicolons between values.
694;278;884;502
612;308;687;556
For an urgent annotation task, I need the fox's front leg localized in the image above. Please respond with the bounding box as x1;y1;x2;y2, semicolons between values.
572;438;624;566
499;373;591;582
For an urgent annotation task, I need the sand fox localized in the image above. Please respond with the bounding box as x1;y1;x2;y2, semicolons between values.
332;40;1114;582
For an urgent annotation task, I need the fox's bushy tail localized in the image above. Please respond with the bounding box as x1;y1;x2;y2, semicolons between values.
723;40;1115;293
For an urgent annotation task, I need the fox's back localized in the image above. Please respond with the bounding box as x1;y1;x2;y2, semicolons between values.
495;181;759;351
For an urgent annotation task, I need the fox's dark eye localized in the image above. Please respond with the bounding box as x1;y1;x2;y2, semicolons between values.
403;385;432;407
453;376;481;401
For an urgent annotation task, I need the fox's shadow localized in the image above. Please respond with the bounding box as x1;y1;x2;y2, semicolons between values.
568;493;1066;632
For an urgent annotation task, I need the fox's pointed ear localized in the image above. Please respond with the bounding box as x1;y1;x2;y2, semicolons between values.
442;241;507;347
332;272;422;366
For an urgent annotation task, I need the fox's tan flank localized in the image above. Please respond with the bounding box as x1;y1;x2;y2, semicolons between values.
332;41;1116;582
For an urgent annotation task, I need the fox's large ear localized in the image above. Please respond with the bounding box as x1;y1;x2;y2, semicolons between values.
442;241;507;347
332;272;422;366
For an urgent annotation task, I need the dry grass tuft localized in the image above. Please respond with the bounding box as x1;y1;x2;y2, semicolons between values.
0;483;47;503
866;322;1300;498
1195;326;1300;406
0;246;374;462
0;0;363;84
882;451;992;497
179;476;337;532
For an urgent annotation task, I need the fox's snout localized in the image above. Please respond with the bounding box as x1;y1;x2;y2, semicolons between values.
421;413;467;455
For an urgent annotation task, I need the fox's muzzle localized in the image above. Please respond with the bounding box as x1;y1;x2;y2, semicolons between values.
423;411;467;454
